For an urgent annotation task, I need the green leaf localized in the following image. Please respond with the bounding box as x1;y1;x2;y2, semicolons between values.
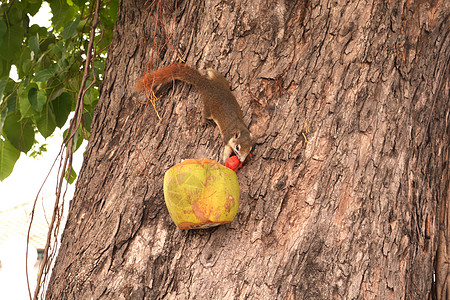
0;59;11;78
63;128;82;152
82;109;93;134
74;133;83;151
29;142;47;158
2;111;35;153
6;90;18;113
51;92;72;127
0;20;6;40
34;67;56;82
64;167;77;184
0;79;7;100
0;138;20;181
100;2;118;29
61;18;80;40
29;34;40;55
0;25;24;61
0;108;7;135
26;0;43;16
84;87;98;106
18;47;31;78
51;40;65;57
72;0;88;6
35;103;56;138
29;24;47;38
28;87;46;112
22;14;30;33
49;0;75;30
19;84;38;118
39;36;55;53
6;4;23;25
48;84;65;101
21;59;33;78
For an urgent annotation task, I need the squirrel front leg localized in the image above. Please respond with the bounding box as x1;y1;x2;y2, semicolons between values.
222;144;234;162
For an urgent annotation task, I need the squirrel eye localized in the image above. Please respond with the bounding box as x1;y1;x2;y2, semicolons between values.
235;144;240;151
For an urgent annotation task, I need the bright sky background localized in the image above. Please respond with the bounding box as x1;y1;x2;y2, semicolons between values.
0;4;87;299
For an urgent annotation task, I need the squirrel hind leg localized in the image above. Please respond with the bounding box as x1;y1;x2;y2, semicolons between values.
202;114;214;127
202;116;214;127
202;101;213;125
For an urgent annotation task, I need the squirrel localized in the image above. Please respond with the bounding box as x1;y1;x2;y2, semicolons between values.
135;63;253;163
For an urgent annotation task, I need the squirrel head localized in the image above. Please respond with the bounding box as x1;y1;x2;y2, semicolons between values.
228;129;253;162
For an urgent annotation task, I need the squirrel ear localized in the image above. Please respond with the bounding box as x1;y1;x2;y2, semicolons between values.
234;131;241;140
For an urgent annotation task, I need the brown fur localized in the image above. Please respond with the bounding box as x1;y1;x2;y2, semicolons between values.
136;63;253;162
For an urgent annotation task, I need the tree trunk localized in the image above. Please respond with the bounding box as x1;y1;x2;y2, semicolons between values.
46;0;449;299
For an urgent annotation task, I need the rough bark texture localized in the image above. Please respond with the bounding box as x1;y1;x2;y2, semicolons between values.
46;0;449;299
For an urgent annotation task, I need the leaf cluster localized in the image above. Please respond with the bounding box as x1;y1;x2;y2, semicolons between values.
0;0;117;181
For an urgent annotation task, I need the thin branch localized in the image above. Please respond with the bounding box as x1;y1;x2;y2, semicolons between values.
25;143;65;300
29;0;103;298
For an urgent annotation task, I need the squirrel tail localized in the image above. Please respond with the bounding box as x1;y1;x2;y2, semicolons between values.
135;63;204;92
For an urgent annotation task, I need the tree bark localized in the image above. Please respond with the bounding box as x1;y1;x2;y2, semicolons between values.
46;0;449;299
